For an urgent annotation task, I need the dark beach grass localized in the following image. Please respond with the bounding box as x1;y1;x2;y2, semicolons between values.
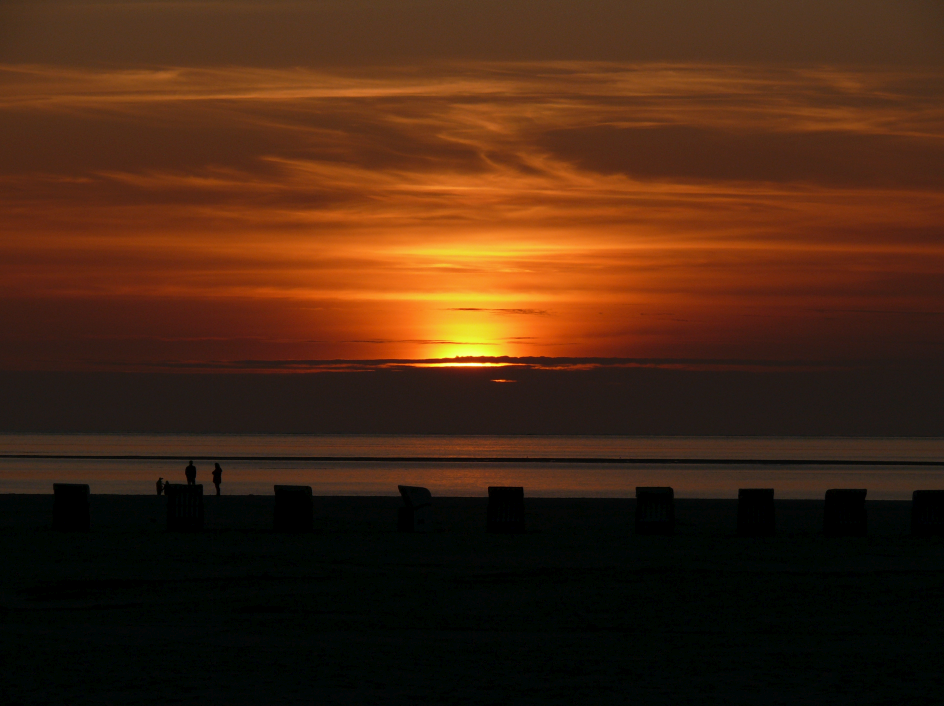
2;494;943;704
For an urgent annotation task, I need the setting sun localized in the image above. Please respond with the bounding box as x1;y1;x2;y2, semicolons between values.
412;361;514;368
3;3;944;703
418;307;514;359
1;6;942;372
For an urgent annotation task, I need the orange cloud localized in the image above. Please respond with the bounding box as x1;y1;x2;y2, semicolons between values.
1;62;943;369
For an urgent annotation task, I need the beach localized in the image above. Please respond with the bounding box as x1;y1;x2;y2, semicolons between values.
4;433;944;498
2;494;943;704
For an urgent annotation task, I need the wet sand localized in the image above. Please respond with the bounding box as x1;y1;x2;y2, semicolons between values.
2;494;943;704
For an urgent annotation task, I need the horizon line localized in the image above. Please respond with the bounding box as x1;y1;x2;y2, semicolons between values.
3;454;942;466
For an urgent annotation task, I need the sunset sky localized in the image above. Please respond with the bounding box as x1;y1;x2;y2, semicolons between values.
2;1;943;373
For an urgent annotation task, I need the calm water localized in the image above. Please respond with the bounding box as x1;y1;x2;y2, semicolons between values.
2;433;943;498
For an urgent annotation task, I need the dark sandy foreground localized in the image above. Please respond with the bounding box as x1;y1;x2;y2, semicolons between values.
2;495;943;705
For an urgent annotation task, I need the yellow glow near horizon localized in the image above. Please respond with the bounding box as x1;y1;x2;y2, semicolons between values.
411;361;515;368
418;305;521;359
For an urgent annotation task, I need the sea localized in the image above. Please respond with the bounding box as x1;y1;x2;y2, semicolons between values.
2;433;944;498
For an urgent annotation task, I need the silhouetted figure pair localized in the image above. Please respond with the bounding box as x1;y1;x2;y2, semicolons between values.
212;463;222;496
185;461;196;486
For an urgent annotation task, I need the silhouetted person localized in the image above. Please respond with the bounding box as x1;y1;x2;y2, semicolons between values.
156;477;164;496
212;463;222;496
185;461;196;486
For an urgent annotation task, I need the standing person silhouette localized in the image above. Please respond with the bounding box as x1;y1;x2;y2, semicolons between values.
156;477;164;496
185;460;196;486
212;463;222;496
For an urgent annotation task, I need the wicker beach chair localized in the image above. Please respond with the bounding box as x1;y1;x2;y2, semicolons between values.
635;487;675;535
911;490;944;536
165;483;204;532
53;483;90;532
274;485;313;532
823;488;867;537
397;485;432;533
487;486;525;533
737;488;775;537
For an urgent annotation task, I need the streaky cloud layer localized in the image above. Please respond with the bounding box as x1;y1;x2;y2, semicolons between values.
1;62;943;370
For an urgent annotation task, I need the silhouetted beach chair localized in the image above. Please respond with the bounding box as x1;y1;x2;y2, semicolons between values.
487;486;525;533
397;485;432;533
823;488;867;537
737;488;775;537
53;483;90;532
274;485;313;533
165;483;204;532
635;487;674;535
911;490;944;536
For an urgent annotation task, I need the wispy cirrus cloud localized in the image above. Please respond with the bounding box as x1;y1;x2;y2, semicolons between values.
1;62;943;369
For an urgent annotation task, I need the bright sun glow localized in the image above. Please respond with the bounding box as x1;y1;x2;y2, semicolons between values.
421;306;515;360
412;361;515;368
